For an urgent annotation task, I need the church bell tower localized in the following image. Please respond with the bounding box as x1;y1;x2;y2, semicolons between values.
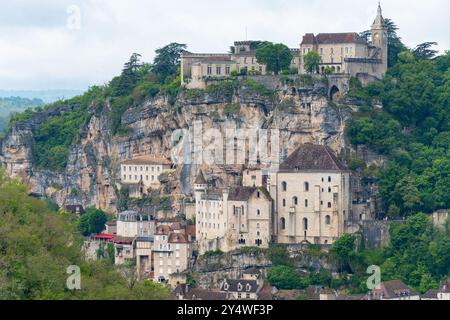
371;3;388;74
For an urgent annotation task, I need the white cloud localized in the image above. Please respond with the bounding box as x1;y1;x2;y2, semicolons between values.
0;0;448;90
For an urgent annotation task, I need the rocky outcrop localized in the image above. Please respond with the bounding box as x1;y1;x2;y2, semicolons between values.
0;81;350;213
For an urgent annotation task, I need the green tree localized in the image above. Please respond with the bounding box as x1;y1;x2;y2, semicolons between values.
331;234;357;272
114;53;143;96
267;265;307;290
78;207;108;236
152;43;187;83
413;42;439;60
303;51;322;74
256;43;292;75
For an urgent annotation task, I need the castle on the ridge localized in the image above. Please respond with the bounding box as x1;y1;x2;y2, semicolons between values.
181;4;388;89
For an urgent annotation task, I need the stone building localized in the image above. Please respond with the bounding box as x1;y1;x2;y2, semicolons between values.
116;210;155;238
299;4;387;79
181;4;388;89
120;155;172;197
194;171;273;254
370;280;420;300
152;224;195;283
181;41;300;89
270;144;351;245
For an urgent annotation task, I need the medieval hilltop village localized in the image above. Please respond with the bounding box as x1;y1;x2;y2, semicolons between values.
6;4;449;301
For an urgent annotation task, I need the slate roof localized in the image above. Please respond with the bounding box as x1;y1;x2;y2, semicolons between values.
221;279;259;293
380;280;419;298
422;289;439;299
279;144;347;171
121;155;171;166
228;186;257;201
243;267;262;276
172;285;227;300
301;32;367;45
194;170;207;184
440;277;450;293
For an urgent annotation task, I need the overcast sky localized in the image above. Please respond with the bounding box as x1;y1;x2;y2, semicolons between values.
0;0;448;90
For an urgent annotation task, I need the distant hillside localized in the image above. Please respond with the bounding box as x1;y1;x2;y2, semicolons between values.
0;89;84;104
0;97;45;132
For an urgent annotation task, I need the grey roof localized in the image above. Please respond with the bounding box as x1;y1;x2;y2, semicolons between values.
228;187;258;201
422;289;439;299
173;285;227;300
381;280;419;298
279;144;347;171
243;267;262;276
194;170;207;184
221;279;259;293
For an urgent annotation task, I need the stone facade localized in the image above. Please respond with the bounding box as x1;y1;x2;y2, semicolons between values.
299;5;388;78
270;144;351;245
120;155;172;197
194;171;273;254
181;41;300;89
116;210;155;238
182;5;387;89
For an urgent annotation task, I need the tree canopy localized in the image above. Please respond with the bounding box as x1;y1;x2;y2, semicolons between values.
347;51;450;215
152;43;187;83
303;51;322;74
256;43;292;75
0;170;171;300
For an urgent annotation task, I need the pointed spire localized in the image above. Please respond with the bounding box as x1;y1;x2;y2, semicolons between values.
372;2;385;28
194;169;207;185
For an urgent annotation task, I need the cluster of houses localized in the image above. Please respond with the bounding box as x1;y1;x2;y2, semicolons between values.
172;276;450;301
85;211;196;284
79;138;450;301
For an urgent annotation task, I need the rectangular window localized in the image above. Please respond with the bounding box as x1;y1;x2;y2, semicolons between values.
207;65;212;75
225;65;230;75
216;66;221;75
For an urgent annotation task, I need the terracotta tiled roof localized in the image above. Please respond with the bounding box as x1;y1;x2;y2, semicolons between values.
155;225;173;235
121;155;172;166
168;232;188;244
301;32;366;45
185;225;196;238
301;33;317;45
279;144;347;171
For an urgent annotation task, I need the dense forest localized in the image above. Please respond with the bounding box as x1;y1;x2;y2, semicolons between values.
0;171;171;299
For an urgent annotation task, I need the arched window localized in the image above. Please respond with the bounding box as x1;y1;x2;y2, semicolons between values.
293;197;298;206
282;181;287;192
303;218;308;231
305;199;309;208
325;215;331;225
283;199;286;207
280;218;286;230
257;209;261;216
304;182;310;192
328;202;332;208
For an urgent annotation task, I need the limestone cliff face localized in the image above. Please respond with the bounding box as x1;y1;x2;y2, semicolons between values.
0;81;350;213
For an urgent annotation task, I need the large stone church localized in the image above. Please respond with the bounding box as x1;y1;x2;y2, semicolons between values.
194;144;353;254
181;4;388;89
